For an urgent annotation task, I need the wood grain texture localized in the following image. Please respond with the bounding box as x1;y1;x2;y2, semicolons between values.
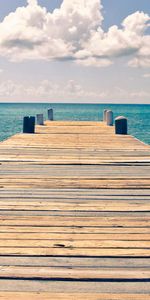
0;292;150;300
0;266;149;279
0;120;149;296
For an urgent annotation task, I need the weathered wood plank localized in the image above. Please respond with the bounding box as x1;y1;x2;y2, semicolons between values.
0;280;150;293
0;215;149;226
0;256;149;268
0;226;149;234
0;239;149;248
0;200;149;211
0;247;149;256
0;266;149;280
0;233;149;240
1;178;150;189
1;131;148;150
0;188;149;196
0;293;149;300
0;120;149;295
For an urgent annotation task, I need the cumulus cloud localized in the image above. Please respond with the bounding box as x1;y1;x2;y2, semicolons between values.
0;79;103;101
0;0;149;67
0;79;149;103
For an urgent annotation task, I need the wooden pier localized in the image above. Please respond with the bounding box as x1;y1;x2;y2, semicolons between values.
0;119;150;299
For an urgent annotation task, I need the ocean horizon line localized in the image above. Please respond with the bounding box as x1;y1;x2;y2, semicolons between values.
0;102;150;106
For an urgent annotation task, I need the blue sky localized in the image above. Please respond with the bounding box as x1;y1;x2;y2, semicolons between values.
0;0;149;103
1;0;150;30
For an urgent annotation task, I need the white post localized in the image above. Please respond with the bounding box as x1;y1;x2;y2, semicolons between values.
115;116;128;135
37;114;44;125
103;109;108;122
106;110;113;126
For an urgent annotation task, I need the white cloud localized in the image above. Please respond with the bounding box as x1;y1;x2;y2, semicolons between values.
0;79;102;100
27;0;38;5
128;35;150;67
129;90;150;98
0;79;149;103
142;73;150;78
0;0;149;67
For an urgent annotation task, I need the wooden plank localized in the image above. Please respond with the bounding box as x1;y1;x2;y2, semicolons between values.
0;200;149;211
0;148;149;155
1;132;148;150
44;121;104;126
0;256;149;268
0;216;149;227
0;247;149;256
0;292;150;300
36;125;115;134
0;239;149;248
0;211;149;217
0;226;149;234
0;195;150;201
2;164;150;170
0;266;149;280
1;190;150;197
0;233;149;240
0;280;150;293
1;188;149;197
0;293;149;300
1;178;150;189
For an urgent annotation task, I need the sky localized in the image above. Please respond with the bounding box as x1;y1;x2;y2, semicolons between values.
0;0;149;103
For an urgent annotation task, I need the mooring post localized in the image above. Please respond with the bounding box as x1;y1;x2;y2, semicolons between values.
106;110;113;126
37;114;44;125
103;109;108;122
23;116;29;133
48;109;53;121
115;116;128;135
23;116;35;133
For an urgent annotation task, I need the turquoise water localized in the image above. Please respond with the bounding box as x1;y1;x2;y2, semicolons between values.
0;103;150;144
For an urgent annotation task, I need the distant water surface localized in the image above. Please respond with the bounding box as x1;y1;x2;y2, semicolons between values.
0;103;150;145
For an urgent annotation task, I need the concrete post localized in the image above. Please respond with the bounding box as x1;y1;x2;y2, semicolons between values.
106;110;113;126
115;116;128;135
103;109;108;122
23;116;35;133
37;114;44;125
48;109;53;121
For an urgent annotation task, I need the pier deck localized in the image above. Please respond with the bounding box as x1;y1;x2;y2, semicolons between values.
0;121;150;299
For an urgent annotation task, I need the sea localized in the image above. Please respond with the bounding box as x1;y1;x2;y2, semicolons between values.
0;103;150;145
